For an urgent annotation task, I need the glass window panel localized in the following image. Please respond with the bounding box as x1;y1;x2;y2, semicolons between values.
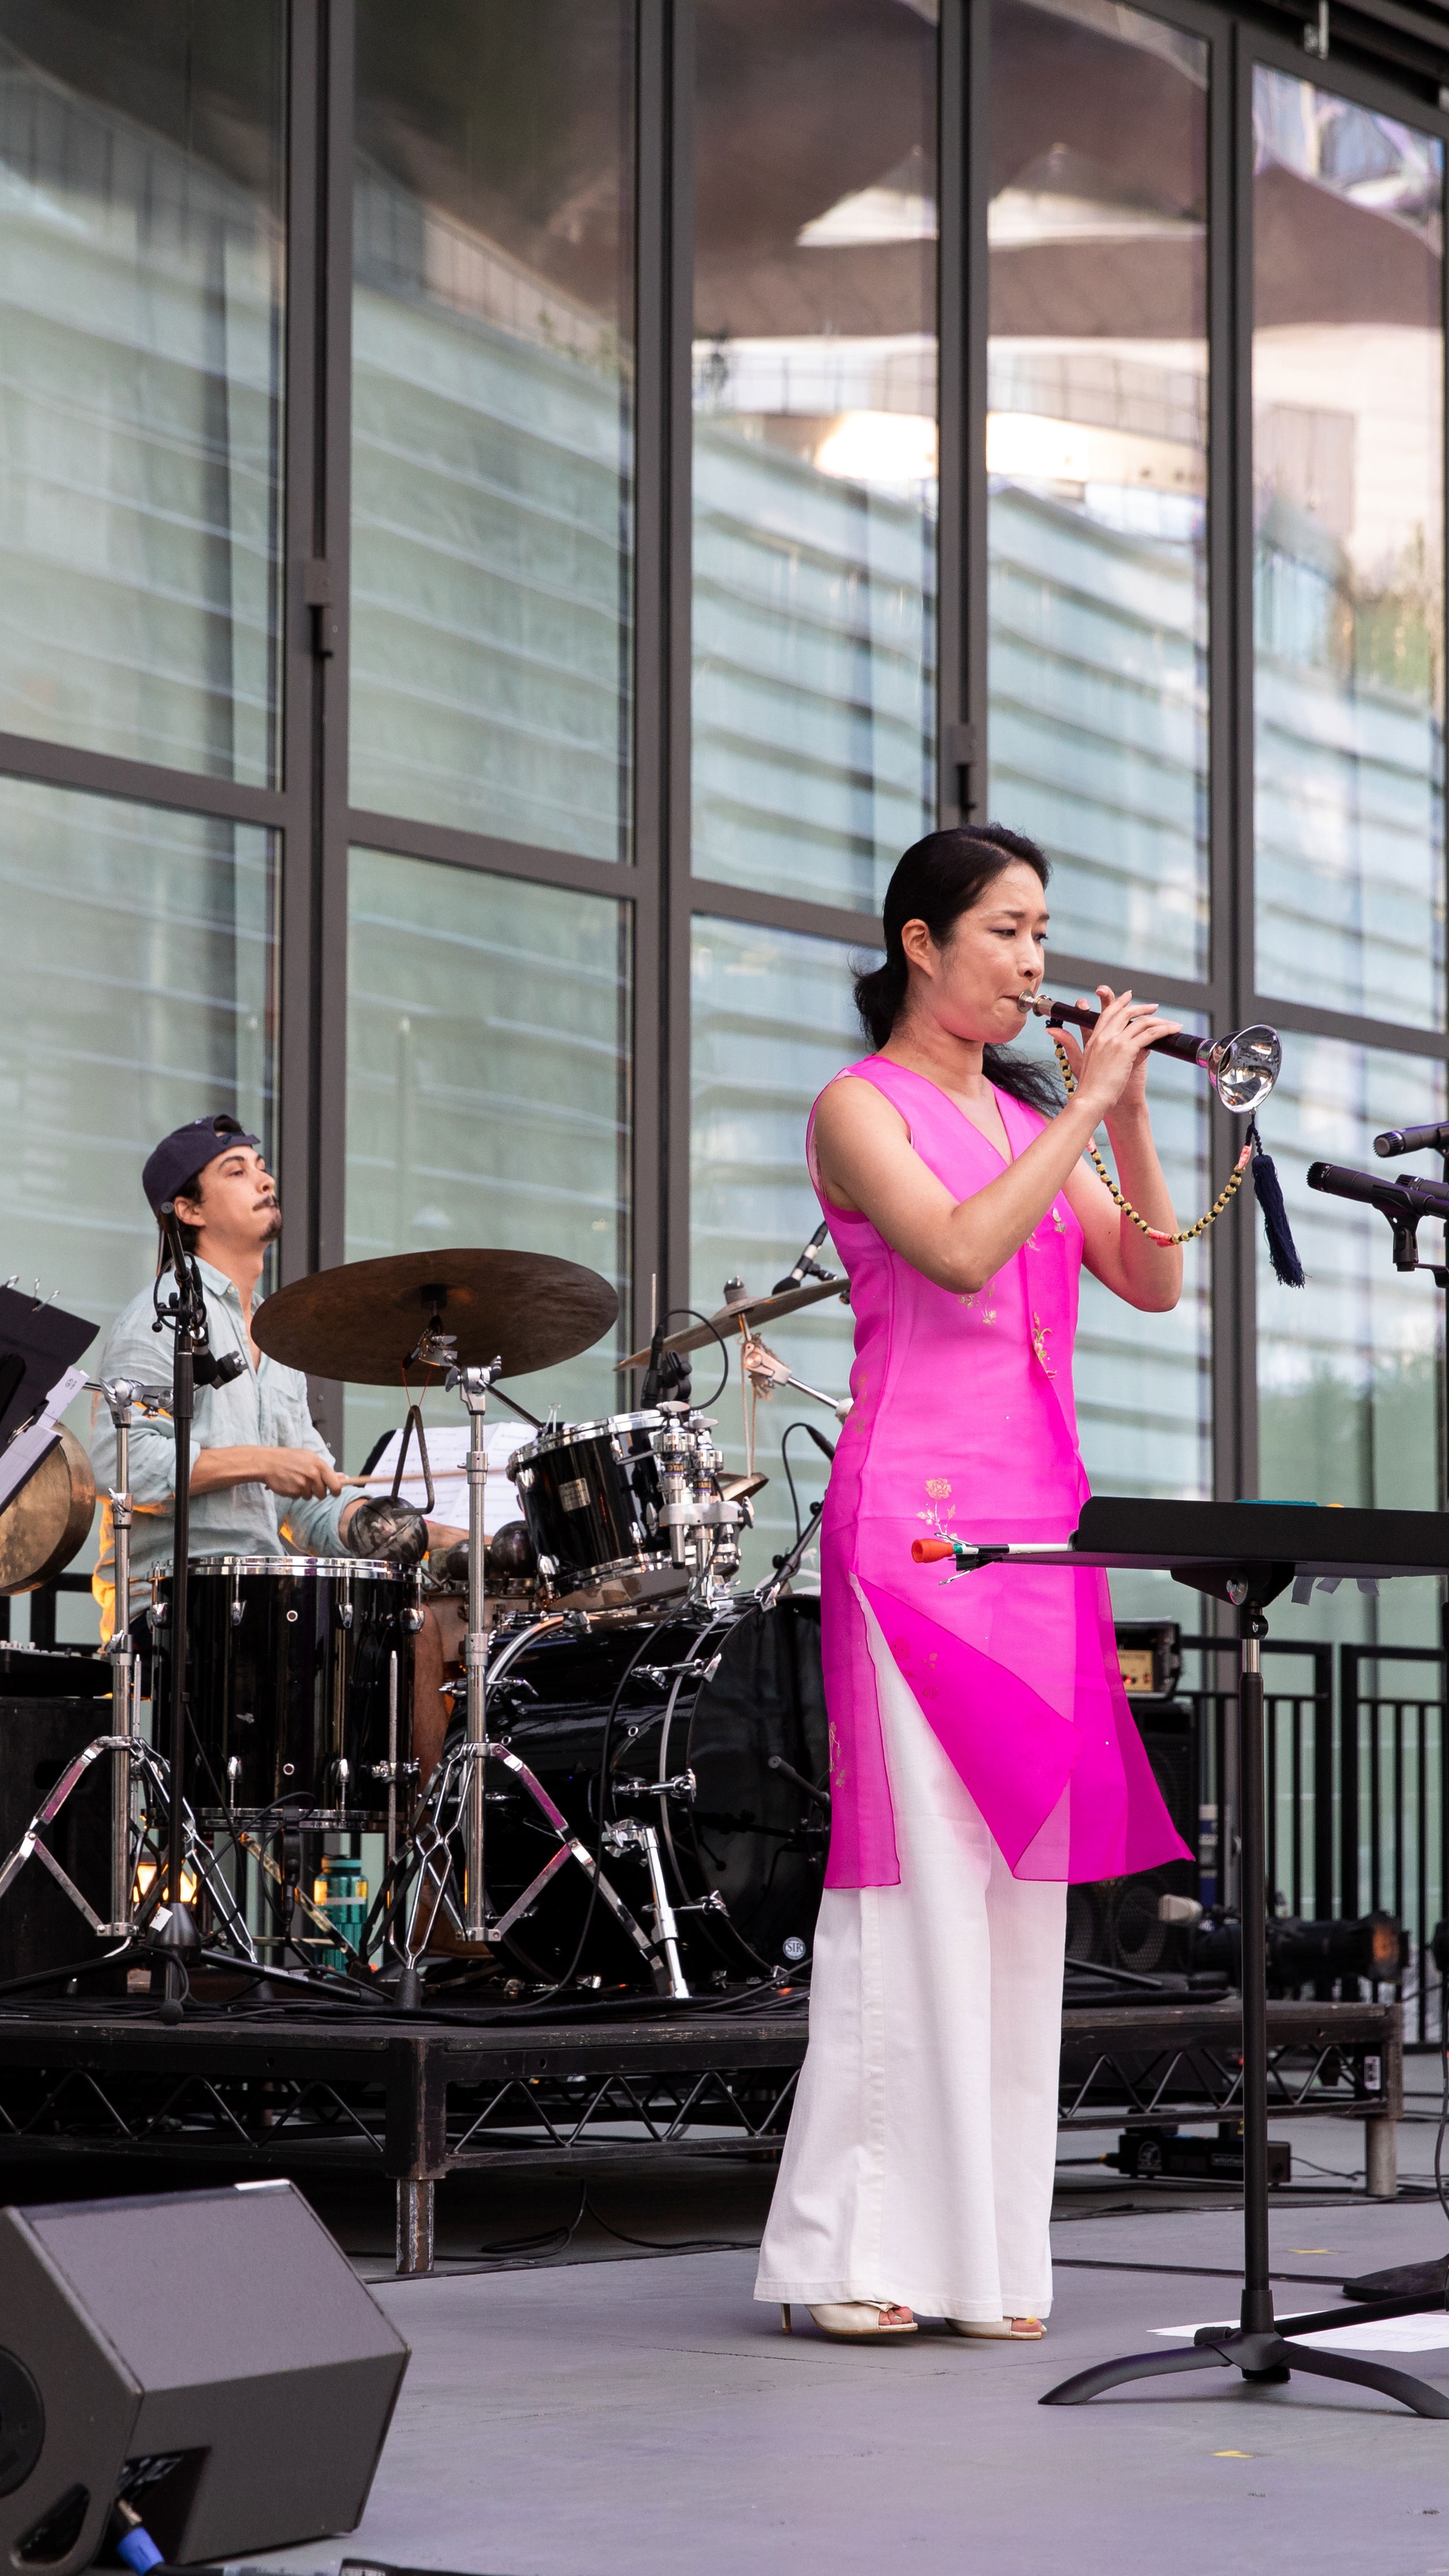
0;772;275;1634
988;0;1208;978
345;853;630;1470
1253;71;1445;1028
691;0;937;907
1258;1033;1443;1650
0;6;285;784
351;3;635;860
691;917;865;1581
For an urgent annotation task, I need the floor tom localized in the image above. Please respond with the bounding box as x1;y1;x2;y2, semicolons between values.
151;1555;420;1827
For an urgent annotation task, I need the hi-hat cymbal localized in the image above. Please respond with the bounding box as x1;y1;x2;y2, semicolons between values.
617;1275;847;1370
255;1249;618;1386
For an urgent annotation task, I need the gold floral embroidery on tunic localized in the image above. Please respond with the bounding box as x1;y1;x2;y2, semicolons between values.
1031;1310;1056;1375
924;1477;952;1499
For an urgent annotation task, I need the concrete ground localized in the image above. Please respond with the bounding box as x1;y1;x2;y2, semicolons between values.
208;2067;1449;2576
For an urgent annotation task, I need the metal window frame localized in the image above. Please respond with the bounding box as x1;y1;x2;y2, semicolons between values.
0;0;1445;1507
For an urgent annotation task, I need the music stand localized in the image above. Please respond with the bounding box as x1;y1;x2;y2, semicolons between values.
920;1496;1449;2418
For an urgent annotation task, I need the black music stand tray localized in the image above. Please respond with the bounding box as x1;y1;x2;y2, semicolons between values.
936;1496;1449;2418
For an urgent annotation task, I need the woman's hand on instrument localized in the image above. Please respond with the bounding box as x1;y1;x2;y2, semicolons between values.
1057;986;1181;1126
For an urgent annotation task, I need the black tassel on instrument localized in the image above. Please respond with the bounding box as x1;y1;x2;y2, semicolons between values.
1248;1119;1304;1286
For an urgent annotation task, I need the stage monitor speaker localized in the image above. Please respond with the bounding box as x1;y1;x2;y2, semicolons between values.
0;2180;408;2574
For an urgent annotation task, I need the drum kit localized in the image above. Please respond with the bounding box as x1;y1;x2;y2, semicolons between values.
0;1240;850;2006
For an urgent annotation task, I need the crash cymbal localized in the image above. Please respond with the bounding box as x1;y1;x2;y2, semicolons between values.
255;1249;618;1385
617;1274;846;1370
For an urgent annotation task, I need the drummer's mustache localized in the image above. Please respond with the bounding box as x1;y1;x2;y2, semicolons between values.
258;1195;282;1238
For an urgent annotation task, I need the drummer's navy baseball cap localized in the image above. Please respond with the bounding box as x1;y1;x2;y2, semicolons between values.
142;1115;262;1217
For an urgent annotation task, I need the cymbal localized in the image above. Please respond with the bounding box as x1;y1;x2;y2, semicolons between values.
254;1249;619;1386
617;1275;847;1370
0;1426;96;1594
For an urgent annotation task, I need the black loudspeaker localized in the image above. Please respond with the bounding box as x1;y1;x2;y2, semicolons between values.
0;2181;408;2572
1067;1704;1201;1978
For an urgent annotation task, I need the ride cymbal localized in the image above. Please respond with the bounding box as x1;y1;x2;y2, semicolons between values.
255;1249;619;1385
617;1274;846;1370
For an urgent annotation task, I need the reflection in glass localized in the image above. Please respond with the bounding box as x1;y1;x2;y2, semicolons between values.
0;6;285;784
1253;73;1445;1028
1258;1034;1443;1648
988;0;1208;977
691;1;937;907
352;3;635;858
0;775;274;1357
345;853;630;1469
691;918;864;1579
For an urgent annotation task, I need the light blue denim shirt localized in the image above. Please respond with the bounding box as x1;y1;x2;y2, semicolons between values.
90;1258;350;1636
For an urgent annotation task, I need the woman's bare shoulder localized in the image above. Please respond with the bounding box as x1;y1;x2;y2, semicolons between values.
814;1070;909;1142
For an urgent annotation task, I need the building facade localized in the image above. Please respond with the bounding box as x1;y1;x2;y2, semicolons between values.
1;0;1446;1639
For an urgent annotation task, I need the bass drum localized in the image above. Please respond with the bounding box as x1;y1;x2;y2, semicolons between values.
480;1595;829;1987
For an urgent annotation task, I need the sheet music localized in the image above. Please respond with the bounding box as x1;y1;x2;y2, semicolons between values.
365;1421;524;1537
0;1363;89;1513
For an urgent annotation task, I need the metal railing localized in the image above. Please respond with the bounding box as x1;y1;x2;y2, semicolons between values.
1173;1634;1446;2046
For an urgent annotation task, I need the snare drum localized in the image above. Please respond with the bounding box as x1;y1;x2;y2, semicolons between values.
150;1556;420;1827
509;1411;705;1594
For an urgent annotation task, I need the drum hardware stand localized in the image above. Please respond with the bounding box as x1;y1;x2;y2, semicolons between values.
0;1374;254;1972
602;1820;688;1996
756;1501;824;1612
369;1610;675;2001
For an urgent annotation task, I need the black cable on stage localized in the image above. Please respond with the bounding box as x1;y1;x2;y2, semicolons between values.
515;1623;665;2009
652;1307;731;1412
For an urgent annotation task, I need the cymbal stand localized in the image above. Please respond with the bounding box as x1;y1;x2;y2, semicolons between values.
458;1357;500;1940
98;1376;161;1931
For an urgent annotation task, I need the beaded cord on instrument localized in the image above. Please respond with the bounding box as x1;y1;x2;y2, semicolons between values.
1049;1029;1304;1283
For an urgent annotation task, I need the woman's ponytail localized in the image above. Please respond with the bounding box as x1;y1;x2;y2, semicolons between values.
853;954;908;1052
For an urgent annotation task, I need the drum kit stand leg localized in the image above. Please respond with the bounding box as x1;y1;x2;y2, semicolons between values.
0;1375;255;1977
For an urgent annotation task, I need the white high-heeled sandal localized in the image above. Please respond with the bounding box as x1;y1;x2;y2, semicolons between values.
947;2315;1045;2340
782;2300;918;2340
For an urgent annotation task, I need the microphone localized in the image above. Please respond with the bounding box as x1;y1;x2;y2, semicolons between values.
803;1422;837;1463
1374;1120;1449;1159
1307;1162;1449;1219
772;1221;832;1296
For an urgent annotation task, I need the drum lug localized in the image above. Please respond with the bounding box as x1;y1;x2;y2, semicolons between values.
403;1606;425;1634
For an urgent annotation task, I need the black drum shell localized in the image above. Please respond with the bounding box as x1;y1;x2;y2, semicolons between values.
151;1556;416;1826
480;1595;829;1985
510;1416;674;1589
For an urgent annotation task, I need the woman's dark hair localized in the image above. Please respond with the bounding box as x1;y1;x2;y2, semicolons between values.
853;824;1061;1114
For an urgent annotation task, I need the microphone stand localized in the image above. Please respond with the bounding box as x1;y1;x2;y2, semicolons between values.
151;1213;219;1988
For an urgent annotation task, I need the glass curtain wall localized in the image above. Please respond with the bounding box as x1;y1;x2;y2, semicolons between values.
987;0;1210;978
691;0;937;908
0;2;287;784
1252;72;1445;1028
350;1;636;860
345;851;631;1469
1252;75;1448;1658
690;919;865;1578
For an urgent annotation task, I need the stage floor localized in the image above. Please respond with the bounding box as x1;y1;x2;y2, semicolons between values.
219;2085;1449;2576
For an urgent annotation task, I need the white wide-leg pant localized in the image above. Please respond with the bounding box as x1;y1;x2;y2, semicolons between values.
755;1588;1067;2321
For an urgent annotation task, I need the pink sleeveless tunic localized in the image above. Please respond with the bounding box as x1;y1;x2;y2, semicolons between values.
811;1056;1191;1889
